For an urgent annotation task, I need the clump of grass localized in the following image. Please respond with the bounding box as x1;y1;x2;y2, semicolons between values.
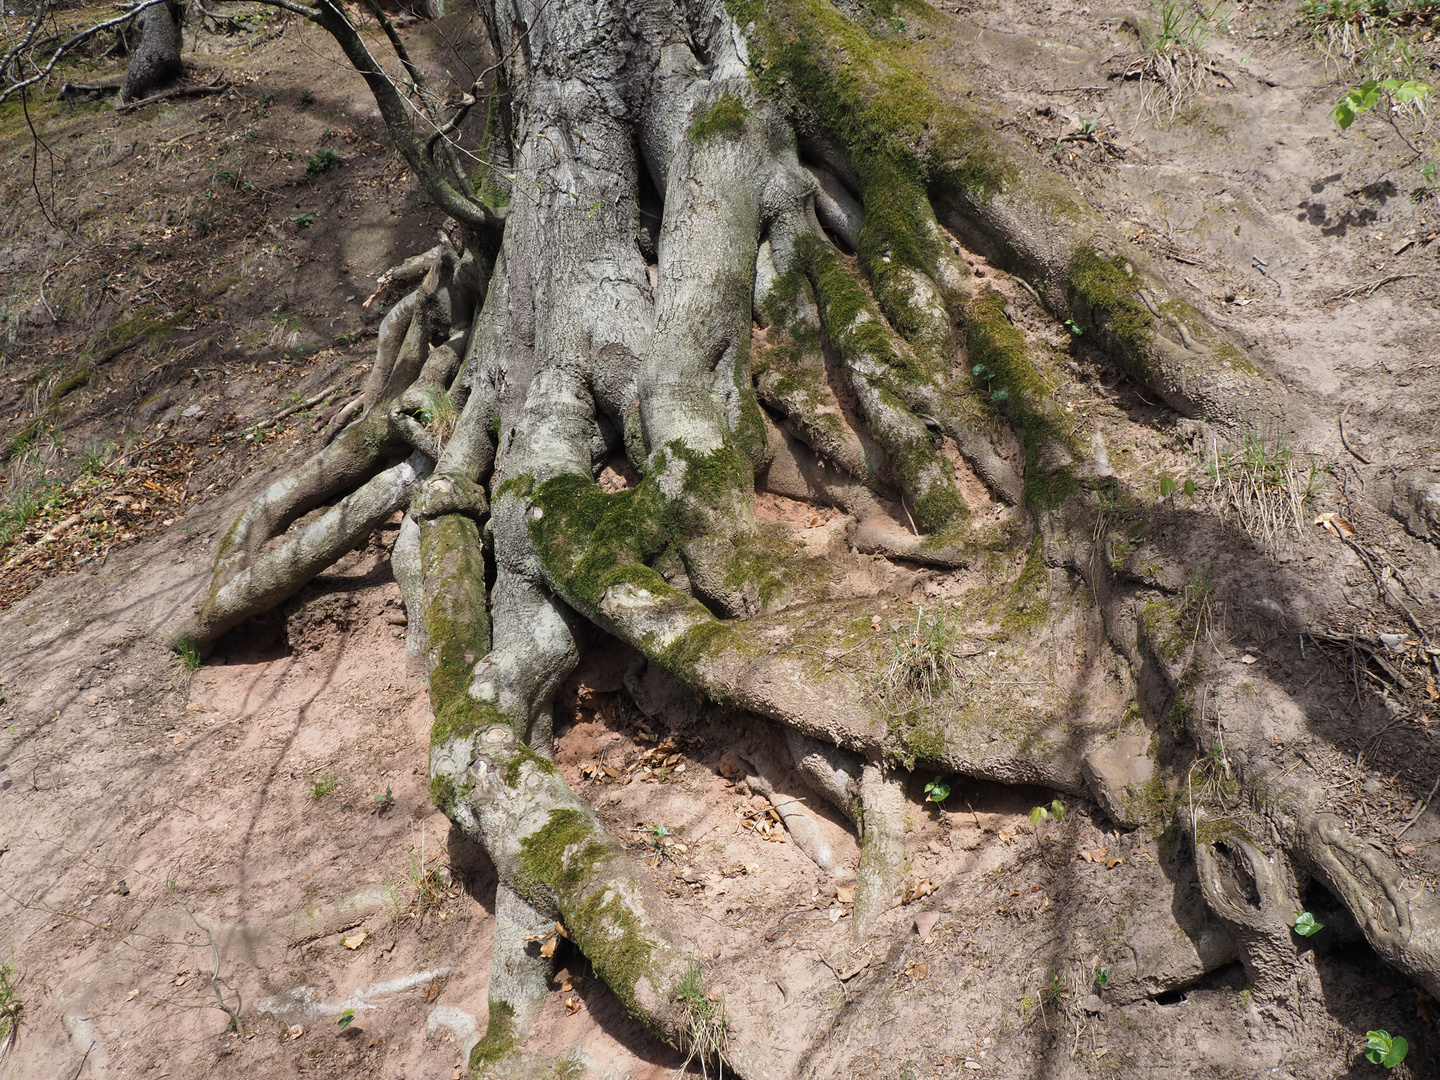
1301;0;1432;83
172;634;202;671
0;960;21;1059
311;775;341;799
676;959;729;1079
412;388;459;444
881;601;963;703
1207;429;1325;550
1123;0;1225;124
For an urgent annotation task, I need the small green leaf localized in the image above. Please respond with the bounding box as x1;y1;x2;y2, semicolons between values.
1183;479;1196;497
924;778;953;803
337;1008;356;1029
1383;1035;1409;1068
1030;806;1049;826
1159;476;1177;498
1094;968;1109;987
1365;1030;1408;1067
1332;101;1356;129
1292;910;1324;937
990;389;1009;403
1050;799;1065;822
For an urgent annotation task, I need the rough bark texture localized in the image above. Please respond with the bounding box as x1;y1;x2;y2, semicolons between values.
118;0;183;104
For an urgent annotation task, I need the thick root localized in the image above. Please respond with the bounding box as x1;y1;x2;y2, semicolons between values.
1191;813;1314;1013
193;453;430;648
724;746;853;880
1299;812;1440;1000
852;763;907;936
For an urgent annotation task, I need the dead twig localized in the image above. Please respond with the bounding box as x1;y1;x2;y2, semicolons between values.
1326;273;1419;303
224;384;342;440
1396;772;1440;838
1339;407;1371;464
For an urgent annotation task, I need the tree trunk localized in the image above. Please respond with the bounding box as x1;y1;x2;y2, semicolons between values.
119;0;184;104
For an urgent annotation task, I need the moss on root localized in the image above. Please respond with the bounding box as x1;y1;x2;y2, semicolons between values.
689;93;752;142
962;286;1076;509
730;0;1014;207
800;235;966;532
469;1001;517;1072
1066;246;1155;376
518;809;655;1015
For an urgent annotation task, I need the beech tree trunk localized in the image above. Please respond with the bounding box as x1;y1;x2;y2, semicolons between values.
165;0;1440;1072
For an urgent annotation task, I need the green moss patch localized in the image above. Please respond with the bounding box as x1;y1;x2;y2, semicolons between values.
1067;247;1154;373
518;809;656;1014
689;93;751;142
469;1001;517;1072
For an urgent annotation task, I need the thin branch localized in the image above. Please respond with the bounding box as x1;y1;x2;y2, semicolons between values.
0;0;49;86
20;87;59;231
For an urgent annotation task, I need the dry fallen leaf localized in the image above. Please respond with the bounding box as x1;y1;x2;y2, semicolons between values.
1080;847;1107;863
560;977;574;992
835;884;856;904
540;936;559;959
125;988;140;1002
903;879;937;903
564;996;582;1015
1104;856;1124;869
554;921;569;939
287;1025;305;1040
341;931;368;950
1314;512;1356;540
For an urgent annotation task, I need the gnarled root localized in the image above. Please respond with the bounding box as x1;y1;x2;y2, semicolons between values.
194;452;430;648
1299;812;1440;1000
852;763;908;936
1190;811;1317;1020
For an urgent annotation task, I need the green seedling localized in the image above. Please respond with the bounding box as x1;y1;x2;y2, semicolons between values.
290;213;315;228
1333;78;1432;129
1030;799;1066;827
924;776;953;804
311;775;340;800
375;785;395;811
0;960;21;1054
1094;968;1109;988
1364;1029;1409;1068
971;362;1010;404
1293;910;1325;937
307;148;342;174
337;1008;356;1029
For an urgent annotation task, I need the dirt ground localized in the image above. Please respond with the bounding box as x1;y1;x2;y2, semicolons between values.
2;0;1440;1077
